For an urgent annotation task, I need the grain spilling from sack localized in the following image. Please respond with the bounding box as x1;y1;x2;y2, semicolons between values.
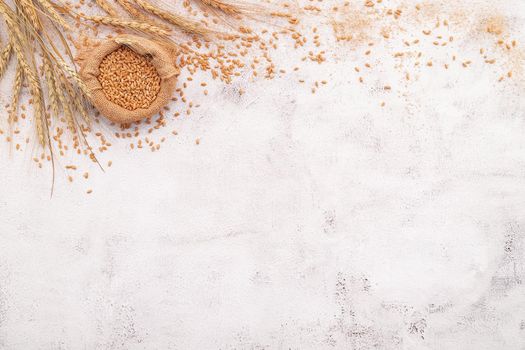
98;46;161;111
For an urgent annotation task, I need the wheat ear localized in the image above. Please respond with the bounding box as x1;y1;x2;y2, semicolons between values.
200;0;239;14
114;0;142;18
59;70;89;126
17;0;41;30
66;79;90;125
0;41;12;79
73;95;90;125
33;0;72;31
113;0;157;24
33;89;46;146
53;55;90;97
132;0;208;35
42;54;59;117
85;15;171;36
3;11;47;145
95;0;118;17
113;0;171;32
26;58;46;146
3;18;40;94
8;63;24;125
55;75;75;131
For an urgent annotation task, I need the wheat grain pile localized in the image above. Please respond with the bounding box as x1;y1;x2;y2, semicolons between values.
98;46;161;111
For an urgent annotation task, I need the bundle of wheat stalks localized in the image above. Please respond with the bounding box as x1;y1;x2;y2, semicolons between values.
0;0;256;153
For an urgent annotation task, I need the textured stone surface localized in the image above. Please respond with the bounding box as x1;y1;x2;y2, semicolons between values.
0;1;525;349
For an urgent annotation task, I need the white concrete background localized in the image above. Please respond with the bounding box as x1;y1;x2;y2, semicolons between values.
1;0;525;349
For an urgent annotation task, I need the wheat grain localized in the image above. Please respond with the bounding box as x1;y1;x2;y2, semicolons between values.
98;45;161;110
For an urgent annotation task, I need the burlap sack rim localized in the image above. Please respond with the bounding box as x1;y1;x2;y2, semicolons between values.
80;35;179;124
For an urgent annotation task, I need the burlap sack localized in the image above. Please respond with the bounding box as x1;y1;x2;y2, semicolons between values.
79;35;179;124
